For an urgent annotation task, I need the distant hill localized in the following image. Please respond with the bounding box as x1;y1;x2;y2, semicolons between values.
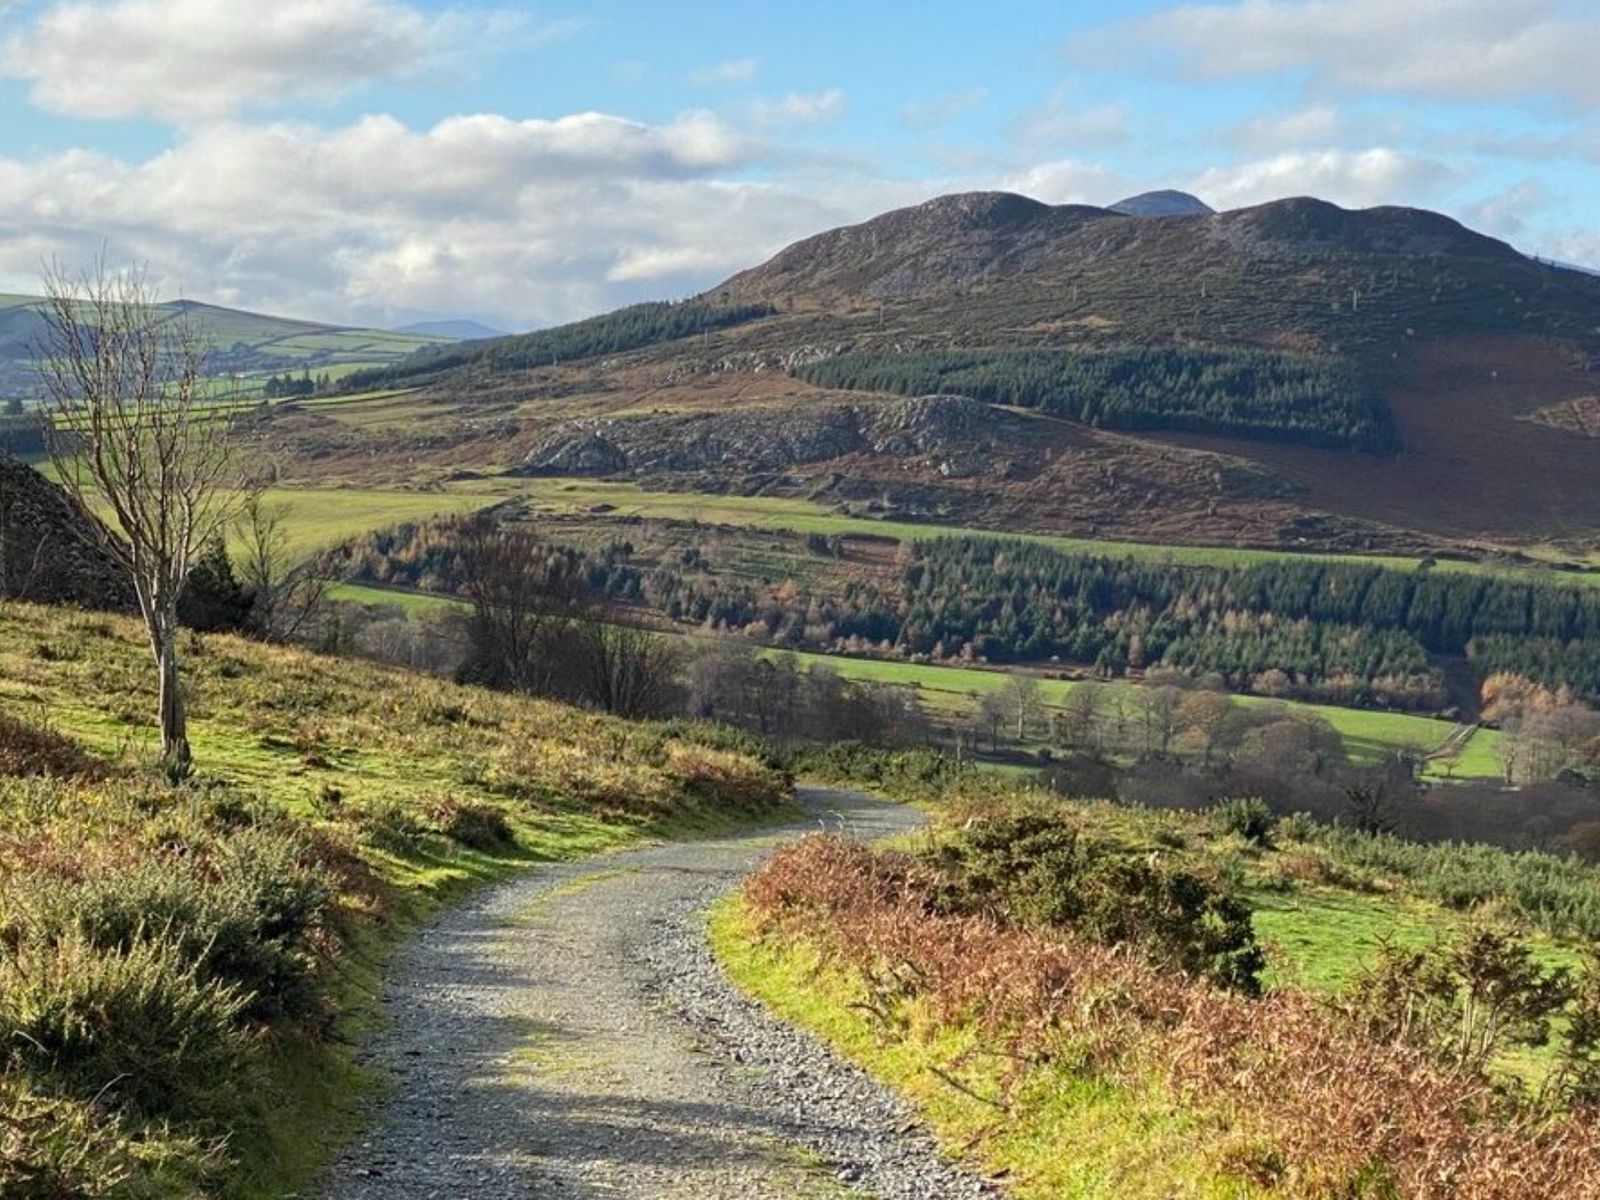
394;319;506;340
1109;189;1214;217
0;294;453;398
306;190;1600;553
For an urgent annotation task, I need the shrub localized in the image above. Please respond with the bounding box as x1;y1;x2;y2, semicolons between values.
425;798;514;851
0;935;253;1124
0;1076;222;1198
663;741;788;811
44;828;332;1021
924;808;1265;992
742;836;1600;1197
0;712;105;780
1212;797;1277;845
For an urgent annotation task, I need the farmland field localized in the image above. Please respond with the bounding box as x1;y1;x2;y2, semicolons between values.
329;575;1503;779
503;477;1600;587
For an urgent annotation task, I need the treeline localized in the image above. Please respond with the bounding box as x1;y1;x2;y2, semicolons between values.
331;520;1600;710
888;540;1600;706
794;346;1397;451
341;300;775;390
262;371;326;399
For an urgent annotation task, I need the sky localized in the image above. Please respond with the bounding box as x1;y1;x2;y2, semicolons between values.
0;0;1596;330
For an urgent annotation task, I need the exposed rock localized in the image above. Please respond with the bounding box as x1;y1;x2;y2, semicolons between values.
518;394;1041;479
0;453;133;610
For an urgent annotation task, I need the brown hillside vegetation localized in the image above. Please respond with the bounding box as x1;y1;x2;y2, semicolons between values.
1160;337;1600;542
299;192;1600;558
742;831;1600;1198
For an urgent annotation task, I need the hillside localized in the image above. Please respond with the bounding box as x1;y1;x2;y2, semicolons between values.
276;192;1600;557
0;599;788;1195
0;293;452;398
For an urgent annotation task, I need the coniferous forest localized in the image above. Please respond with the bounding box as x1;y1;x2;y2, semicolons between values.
794;346;1398;450
343;299;775;388
337;521;1600;712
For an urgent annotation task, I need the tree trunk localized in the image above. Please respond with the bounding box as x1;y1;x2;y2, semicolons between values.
149;613;191;779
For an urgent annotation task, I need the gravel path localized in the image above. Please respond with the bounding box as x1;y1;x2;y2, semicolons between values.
319;787;998;1199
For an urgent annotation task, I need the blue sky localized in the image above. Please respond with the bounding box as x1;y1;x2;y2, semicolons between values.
0;0;1596;328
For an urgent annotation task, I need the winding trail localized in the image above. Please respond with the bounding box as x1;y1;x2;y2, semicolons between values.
320;788;995;1199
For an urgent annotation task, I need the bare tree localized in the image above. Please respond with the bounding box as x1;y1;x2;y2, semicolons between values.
41;261;252;777
236;492;337;642
455;519;585;696
1001;674;1044;743
579;618;681;719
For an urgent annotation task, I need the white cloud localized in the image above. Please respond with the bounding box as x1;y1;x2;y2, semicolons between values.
1462;179;1546;241
753;88;845;125
1003;160;1127;206
689;58;758;85
1188;147;1454;210
1229;104;1342;151
1082;0;1600;108
901;86;987;130
1011;95;1132;149
2;0;546;121
0;110;872;327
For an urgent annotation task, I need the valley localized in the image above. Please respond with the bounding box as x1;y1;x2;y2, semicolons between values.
6;183;1600;1199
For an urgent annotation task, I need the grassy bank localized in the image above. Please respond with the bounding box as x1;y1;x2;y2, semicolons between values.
0;601;790;1196
712;789;1600;1198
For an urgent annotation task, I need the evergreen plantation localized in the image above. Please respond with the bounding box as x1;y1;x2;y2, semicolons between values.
342;299;776;389
794;346;1398;450
334;520;1600;712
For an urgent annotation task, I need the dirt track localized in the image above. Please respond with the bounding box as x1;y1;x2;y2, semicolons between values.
319;788;992;1199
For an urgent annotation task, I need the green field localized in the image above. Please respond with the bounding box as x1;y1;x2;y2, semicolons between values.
328;573;1502;780
0;292;447;402
769;646;1502;779
503;477;1600;587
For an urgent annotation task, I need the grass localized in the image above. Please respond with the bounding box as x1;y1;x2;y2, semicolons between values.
713;793;1600;1196
505;476;1600;587
768;646;1503;779
329;581;465;615
320;568;1505;779
710;900;1256;1199
0;600;790;1195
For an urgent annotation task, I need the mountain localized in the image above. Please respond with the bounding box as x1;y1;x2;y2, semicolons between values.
304;191;1600;555
0;294;454;397
1109;189;1214;217
394;319;506;340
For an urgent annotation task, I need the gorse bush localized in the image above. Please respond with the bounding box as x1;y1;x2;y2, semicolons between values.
0;600;791;1195
924;807;1265;992
741;832;1600;1198
1306;824;1600;941
1212;796;1278;846
44;827;333;1022
0;934;252;1125
0;1075;221;1199
0;711;106;780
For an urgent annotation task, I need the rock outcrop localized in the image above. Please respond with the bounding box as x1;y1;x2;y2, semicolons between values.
518;395;1040;481
0;454;133;610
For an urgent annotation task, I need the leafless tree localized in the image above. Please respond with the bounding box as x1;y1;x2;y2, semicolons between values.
236;492;337;643
579;618;682;719
41;260;252;777
1001;674;1044;743
456;519;585;696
